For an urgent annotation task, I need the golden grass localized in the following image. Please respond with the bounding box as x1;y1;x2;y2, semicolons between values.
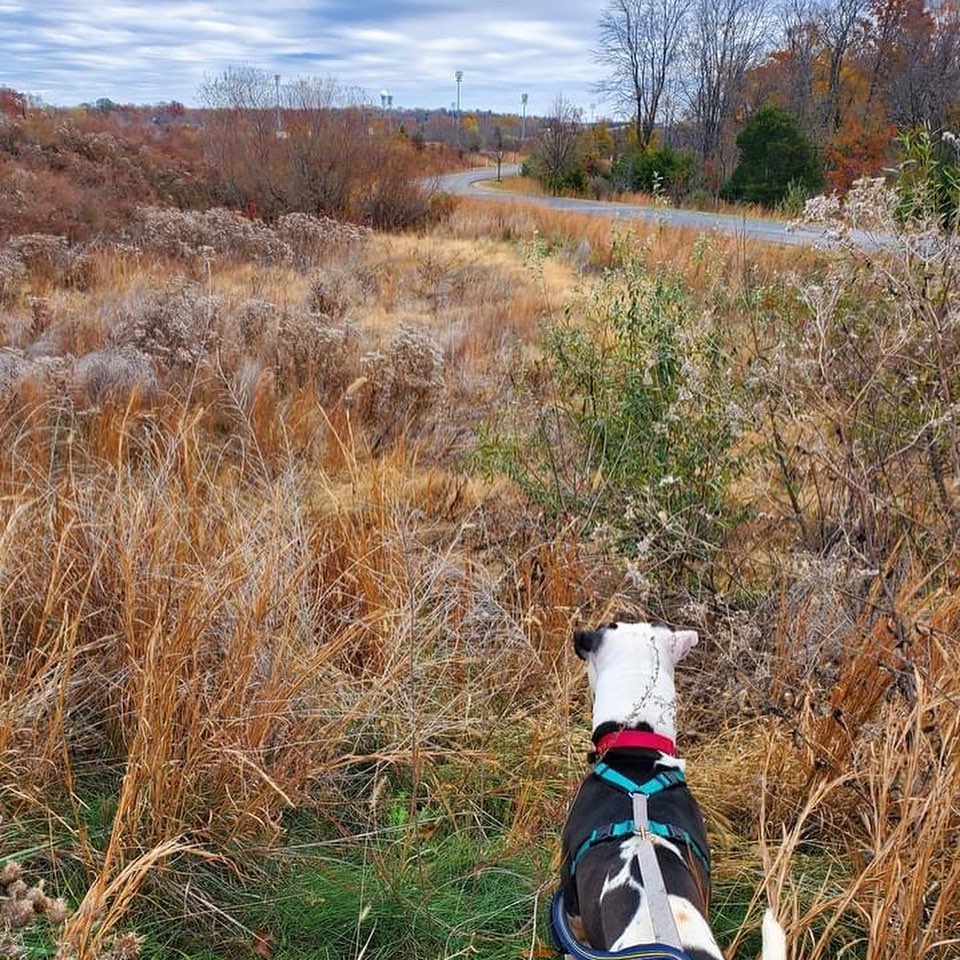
0;405;594;955
482;174;791;223
443;197;823;284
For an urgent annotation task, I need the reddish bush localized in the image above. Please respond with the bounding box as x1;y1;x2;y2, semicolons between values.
823;120;899;193
0;108;217;243
199;69;453;230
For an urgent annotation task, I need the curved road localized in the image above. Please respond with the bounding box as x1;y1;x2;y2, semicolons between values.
436;166;835;249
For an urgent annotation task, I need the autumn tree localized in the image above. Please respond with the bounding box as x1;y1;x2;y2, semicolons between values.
0;88;27;118
777;0;820;131
818;0;868;133
595;0;692;147
669;0;960;191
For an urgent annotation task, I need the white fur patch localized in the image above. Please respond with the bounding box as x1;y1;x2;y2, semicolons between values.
762;908;787;960
607;891;723;959
586;623;697;740
599;839;722;958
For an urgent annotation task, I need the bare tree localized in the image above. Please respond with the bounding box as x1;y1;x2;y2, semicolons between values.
534;96;583;194
817;0;868;133
199;66;281;205
687;0;769;171
595;0;693;148
925;4;960;131
778;0;820;134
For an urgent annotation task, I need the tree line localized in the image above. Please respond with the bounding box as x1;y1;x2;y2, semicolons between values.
530;0;960;206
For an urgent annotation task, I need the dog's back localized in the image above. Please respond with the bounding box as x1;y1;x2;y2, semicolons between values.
560;754;722;959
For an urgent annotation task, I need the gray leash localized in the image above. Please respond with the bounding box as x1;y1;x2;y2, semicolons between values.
631;792;683;949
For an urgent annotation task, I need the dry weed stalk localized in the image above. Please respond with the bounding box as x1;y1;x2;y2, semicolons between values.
757;586;960;959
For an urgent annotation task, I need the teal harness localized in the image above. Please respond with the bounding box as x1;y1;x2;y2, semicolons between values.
569;763;710;878
551;761;712;960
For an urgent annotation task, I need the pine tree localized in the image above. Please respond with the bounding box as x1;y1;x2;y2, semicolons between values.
721;106;823;206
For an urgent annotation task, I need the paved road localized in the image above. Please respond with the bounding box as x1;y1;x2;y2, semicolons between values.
435;166;832;249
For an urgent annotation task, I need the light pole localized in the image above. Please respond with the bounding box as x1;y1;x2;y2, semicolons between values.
380;91;393;132
521;92;528;142
455;70;463;148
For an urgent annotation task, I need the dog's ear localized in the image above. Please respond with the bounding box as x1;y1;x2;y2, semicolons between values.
668;629;699;663
573;629;605;660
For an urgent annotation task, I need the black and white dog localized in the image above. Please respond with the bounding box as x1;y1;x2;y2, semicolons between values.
553;621;786;960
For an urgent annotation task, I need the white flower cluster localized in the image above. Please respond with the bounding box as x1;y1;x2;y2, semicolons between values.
843;177;898;230
135;206;293;264
133;207;370;267
274;311;358;395
792;176;899;245
110;283;223;370
358;325;445;423
275;212;371;268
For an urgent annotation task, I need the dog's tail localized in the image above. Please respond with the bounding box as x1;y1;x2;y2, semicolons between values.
760;908;787;960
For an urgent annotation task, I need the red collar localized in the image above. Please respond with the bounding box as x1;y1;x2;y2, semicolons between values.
595;729;676;756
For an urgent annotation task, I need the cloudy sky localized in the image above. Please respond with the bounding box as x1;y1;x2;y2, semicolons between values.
1;0;604;115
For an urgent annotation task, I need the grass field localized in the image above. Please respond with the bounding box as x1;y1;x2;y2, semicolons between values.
0;173;958;960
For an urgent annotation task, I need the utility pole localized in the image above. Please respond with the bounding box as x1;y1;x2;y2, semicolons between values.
455;70;463;148
521;92;528;141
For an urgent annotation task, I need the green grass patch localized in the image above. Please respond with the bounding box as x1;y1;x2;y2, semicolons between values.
134;825;547;960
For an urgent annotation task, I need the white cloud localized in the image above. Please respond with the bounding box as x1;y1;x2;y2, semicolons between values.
2;0;608;113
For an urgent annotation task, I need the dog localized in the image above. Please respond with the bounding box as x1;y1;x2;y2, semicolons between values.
553;621;786;960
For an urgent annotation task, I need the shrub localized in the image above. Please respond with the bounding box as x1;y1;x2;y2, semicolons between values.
307;270;350;320
274;311;360;400
611;145;697;201
111;282;223;371
476;241;745;583
0;248;25;304
134;207;292;264
894;126;960;229
274;212;370;267
71;347;159;407
768;175;960;566
0;109;216;244
200;69;448;231
6;233;69;287
355;326;445;448
721;106;822;207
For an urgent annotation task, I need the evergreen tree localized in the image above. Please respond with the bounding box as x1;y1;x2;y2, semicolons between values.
721;105;823;206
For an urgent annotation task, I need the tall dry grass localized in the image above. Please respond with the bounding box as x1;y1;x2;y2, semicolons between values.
0;215;600;958
750;586;960;959
0;405;597;956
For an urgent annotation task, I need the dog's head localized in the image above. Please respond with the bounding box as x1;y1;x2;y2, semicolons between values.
573;621;698;741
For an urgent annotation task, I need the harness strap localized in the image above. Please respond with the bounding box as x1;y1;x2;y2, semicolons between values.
570;766;709;876
593;764;685;796
633;793;683;949
570;818;709;875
